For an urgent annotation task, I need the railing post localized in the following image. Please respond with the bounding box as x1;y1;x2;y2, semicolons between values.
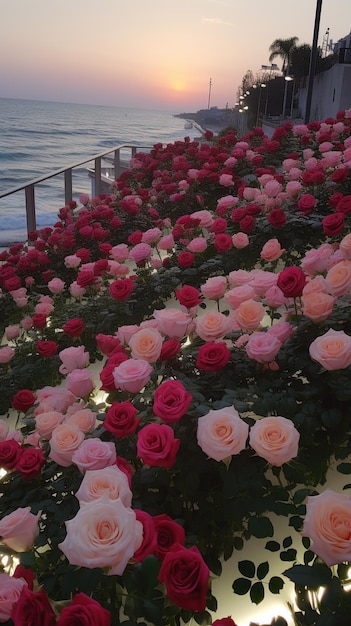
25;184;36;234
95;157;102;196
64;169;73;205
114;148;121;179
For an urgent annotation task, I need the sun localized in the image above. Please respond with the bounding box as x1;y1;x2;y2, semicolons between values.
169;77;186;92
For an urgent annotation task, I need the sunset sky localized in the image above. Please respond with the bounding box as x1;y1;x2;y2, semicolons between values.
1;0;350;112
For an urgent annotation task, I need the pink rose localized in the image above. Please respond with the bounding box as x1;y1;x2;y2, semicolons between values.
245;331;282;363
59;346;90;375
340;233;351;259
0;506;41;551
65;409;96;433
190;210;213;227
70;281;86;298
49;423;85;466
47;277;65;294
267;322;294;343
302;292;335;322
5;325;20;341
75;465;132;507
309;328;351;370
153;308;191;339
66;369;95;397
129;242;152;264
260;238;285;262
35;411;65;439
219;173;233;187
325;260;351;296
117;324;139;345
250;269;278;297
197;406;249;462
234;299;265;331
0;573;27;622
36;386;76;413
157;234;175;250
302;489;351;566
187;237;208;253
58;497;143;575
113;358;153;393
224;284;257;309
249;416;300;466
232;232;249;249
110;243;130;262
201;276;227;300
195;310;231;341
128;327;163;363
0;346;15;363
301;243;334;275
72;439;116;473
141;227;161;244
264;285;289;308
64;254;81;268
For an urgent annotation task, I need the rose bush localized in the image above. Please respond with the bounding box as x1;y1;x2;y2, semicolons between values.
1;109;351;626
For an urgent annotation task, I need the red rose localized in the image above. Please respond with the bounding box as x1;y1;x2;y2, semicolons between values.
329;192;344;209
231;208;246;223
336;195;351;214
213;618;238;626
56;592;111;626
297;193;316;215
158;544;210;612
96;333;121;356
104;401;141;438
196;341;231;371
32;313;47;329
0;439;23;470
128;230;143;245
267;209;286;228
115;455;133;487
11;586;56;626
177;251;195;268
175;285;202;309
153;380;192;423
159;338;181;361
322;212;345;236
210;217;228;233
277;266;306;297
77;269;96;287
4;276;22;292
15;447;46;480
12;389;36;412
214;233;232;252
239;215;255;233
133;510;157;562
109;278;135;300
62;317;85;338
330;167;348;183
13;565;35;590
99;363;119;392
76;248;91;262
36;340;58;357
136;423;180;469
153;513;186;560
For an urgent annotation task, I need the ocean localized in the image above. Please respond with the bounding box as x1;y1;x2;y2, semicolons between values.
0;98;201;245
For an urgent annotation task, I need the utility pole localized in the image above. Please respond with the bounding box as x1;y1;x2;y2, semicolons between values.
304;0;323;123
207;78;212;109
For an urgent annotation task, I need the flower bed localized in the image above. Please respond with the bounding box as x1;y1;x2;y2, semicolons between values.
1;112;351;626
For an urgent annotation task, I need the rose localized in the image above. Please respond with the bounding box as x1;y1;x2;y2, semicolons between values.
214;233;233;252
65;408;96;433
153;513;185;560
267;208;286;227
302;292;335;322
0;420;9;441
234;299;265;331
340;233;351;259
201;276;227;300
301;243;333;275
249;416;300;466
212;618;238;626
49;423;85;466
72;439;117;473
137;423;180;468
15;447;45;480
159;338;181;361
133;510;157;562
104;401;140;438
113;359;153;394
58;497;142;576
5;324;20;340
245;332;282;363
47;277;65;294
302;489;351;566
129;242;152;264
59;346;90;375
197;406;249;461
153;380;192;423
224;285;257;309
322;212;345;236
56;592;111;626
36;340;58;357
109;278;135;300
177;251;195;268
0;439;23;469
75;465;132;507
260;238;285;262
66;369;95;397
277;266;306;297
12;389;36;413
11;585;56;626
128;327;163;363
153;308;191;339
62;317;85;338
35;411;65;439
96;333;121;356
0;572;27;623
336;194;351;213
0;346;15;363
187;237;208;253
325;260;351;297
195;311;231;341
232;232;249;249
175;285;202;308
13;564;34;590
0;506;41;551
196;341;231;371
297;193;316;215
309;328;351;370
36;387;76;413
158;544;210;612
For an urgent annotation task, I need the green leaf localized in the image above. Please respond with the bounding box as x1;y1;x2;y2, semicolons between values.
257;561;269;580
265;540;280;552
250;581;264;605
248;516;274;538
269;576;284;594
280;549;297;561
194;611;212;625
282;536;292;548
238;560;255;578
283;564;332;588
232;577;251;595
337;462;351;474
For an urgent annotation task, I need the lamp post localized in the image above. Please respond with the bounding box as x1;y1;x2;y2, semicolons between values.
261;63;279;119
284;74;294;118
255;83;266;126
304;0;323;123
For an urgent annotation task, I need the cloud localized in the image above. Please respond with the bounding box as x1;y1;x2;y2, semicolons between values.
202;17;234;26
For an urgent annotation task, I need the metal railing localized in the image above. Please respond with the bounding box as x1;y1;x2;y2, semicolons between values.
0;144;152;236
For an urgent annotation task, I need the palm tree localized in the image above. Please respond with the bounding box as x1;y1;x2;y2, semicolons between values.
269;37;299;73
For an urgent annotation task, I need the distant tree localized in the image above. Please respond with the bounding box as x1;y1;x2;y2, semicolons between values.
269;37;299;72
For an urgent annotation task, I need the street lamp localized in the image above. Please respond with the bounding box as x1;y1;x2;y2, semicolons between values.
261;63;279;118
256;83;267;126
283;74;294;118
